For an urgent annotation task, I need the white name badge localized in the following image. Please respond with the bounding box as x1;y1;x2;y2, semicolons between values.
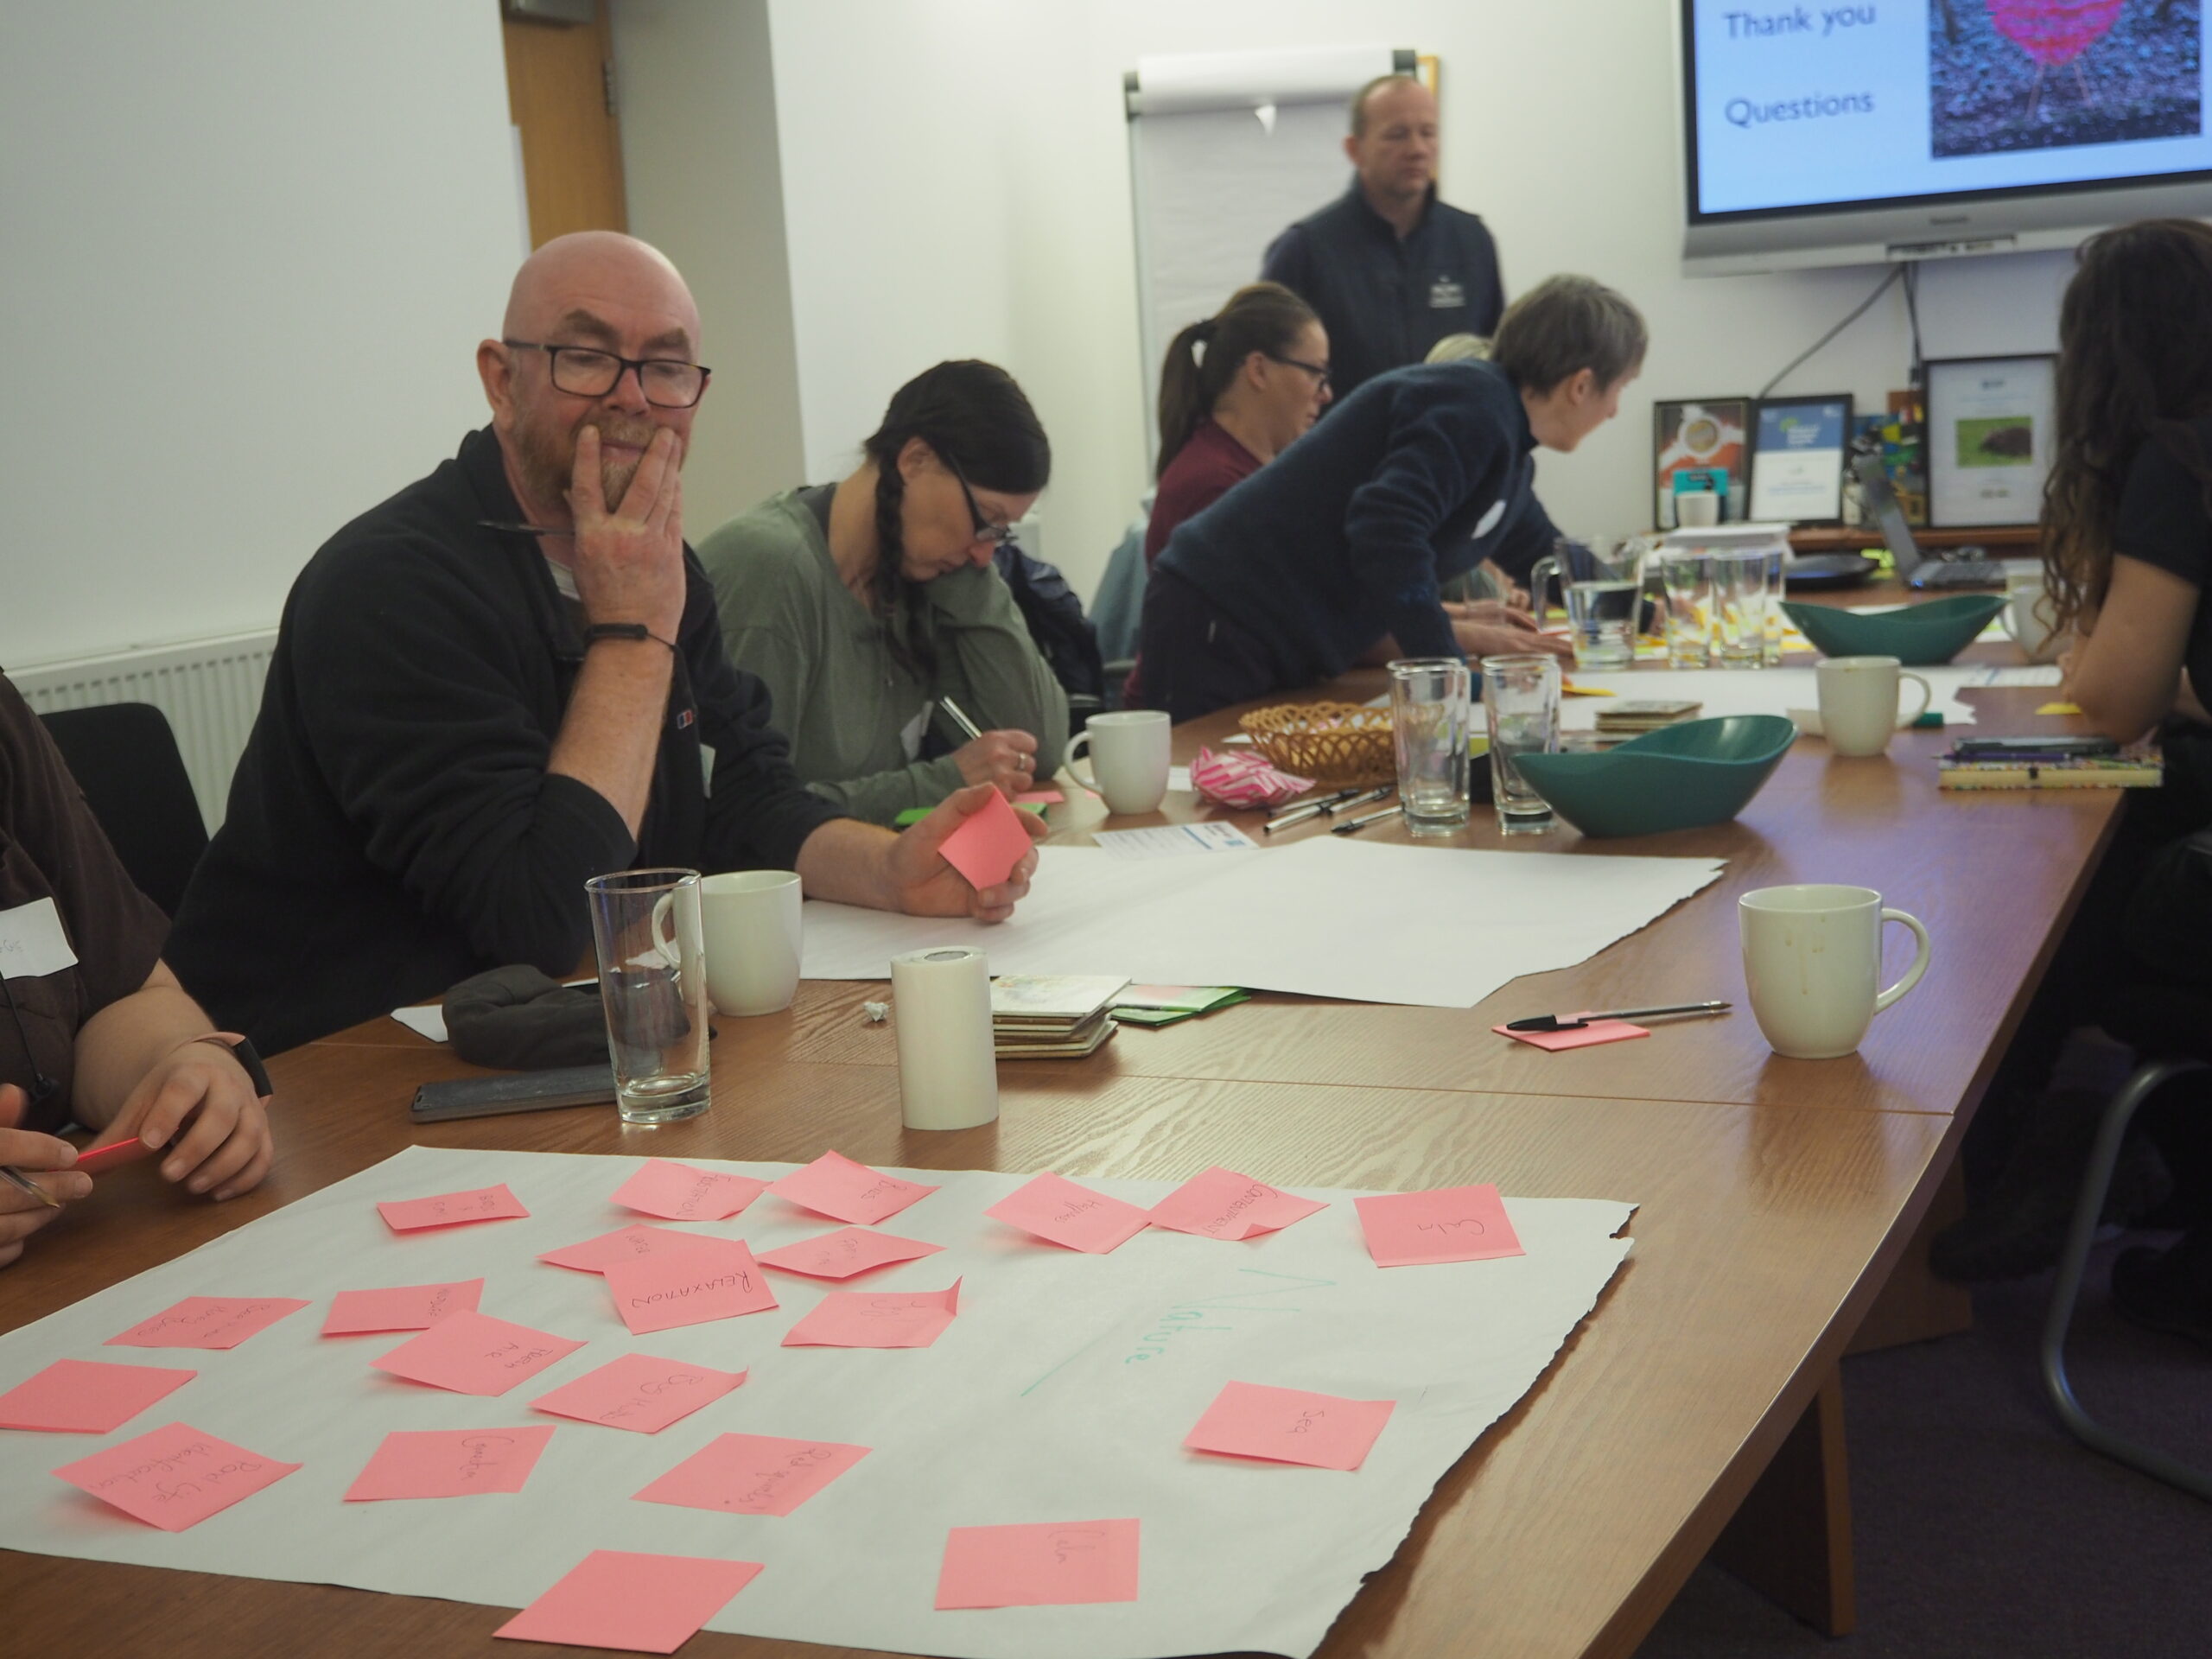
899;704;932;762
1472;499;1508;539
0;897;79;981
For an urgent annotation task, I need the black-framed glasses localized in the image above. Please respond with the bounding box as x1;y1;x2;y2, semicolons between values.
502;340;711;409
945;457;1020;547
1264;352;1332;392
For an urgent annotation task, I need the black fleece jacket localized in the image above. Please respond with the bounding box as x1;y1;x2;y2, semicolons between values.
168;426;842;1053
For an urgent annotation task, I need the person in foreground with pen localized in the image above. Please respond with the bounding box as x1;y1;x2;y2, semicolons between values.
167;232;1039;1055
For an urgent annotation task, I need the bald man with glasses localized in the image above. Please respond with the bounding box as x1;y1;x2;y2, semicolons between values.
168;232;1039;1053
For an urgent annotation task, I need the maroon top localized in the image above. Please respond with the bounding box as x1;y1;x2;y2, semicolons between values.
1144;419;1264;570
0;675;169;1132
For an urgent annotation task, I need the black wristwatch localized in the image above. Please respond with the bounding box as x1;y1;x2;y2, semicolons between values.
192;1033;274;1103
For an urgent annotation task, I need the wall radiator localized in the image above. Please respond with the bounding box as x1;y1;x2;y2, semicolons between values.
11;630;279;833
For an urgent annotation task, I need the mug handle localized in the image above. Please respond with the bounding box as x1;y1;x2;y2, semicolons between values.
1893;672;1934;729
1065;730;1096;792
1872;907;1932;1013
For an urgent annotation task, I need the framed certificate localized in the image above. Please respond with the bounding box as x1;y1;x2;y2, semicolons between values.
1654;397;1751;527
1748;394;1853;524
1924;354;2057;528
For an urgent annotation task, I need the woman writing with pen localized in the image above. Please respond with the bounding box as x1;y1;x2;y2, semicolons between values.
696;362;1067;826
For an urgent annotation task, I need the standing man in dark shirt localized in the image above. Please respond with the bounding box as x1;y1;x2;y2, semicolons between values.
168;232;1038;1053
1262;74;1504;402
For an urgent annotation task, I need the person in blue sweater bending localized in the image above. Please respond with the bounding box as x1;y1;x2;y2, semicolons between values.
1137;274;1645;721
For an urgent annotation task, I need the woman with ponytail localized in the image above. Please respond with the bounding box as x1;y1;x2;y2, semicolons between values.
696;361;1066;826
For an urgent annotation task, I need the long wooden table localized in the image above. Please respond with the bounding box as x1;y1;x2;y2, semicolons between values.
0;646;2118;1659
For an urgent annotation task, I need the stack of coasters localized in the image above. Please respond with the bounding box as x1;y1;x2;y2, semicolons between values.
990;975;1128;1058
1108;984;1249;1028
1592;699;1701;741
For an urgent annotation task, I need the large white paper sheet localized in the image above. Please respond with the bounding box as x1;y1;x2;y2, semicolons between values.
1560;663;2053;730
0;1146;1633;1659
803;838;1725;1007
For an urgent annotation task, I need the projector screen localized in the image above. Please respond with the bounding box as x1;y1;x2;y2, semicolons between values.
1681;0;2212;273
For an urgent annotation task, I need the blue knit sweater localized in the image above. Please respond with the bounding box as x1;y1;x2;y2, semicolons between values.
1153;360;1552;683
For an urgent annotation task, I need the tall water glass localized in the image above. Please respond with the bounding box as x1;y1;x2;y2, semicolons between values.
1659;551;1712;669
586;868;712;1124
1389;657;1471;836
1710;548;1770;669
1483;654;1562;835
1762;546;1788;664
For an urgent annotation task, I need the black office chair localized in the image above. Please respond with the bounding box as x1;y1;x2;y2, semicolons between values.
2040;984;2212;1500
38;702;208;917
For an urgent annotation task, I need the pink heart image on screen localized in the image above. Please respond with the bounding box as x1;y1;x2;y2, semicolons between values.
1984;0;2124;67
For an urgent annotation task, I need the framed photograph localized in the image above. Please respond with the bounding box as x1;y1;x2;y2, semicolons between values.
1748;394;1853;524
1654;397;1750;528
1924;354;2057;528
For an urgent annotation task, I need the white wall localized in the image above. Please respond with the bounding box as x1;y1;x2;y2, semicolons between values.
0;3;524;668
760;0;2074;600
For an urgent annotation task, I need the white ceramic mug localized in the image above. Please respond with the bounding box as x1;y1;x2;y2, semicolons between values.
699;869;802;1016
1065;710;1171;815
1739;884;1931;1059
2000;568;2062;662
1676;491;1721;528
1815;655;1932;757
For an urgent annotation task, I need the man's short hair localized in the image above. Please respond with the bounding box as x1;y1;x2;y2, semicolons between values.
1491;276;1649;394
1349;73;1424;137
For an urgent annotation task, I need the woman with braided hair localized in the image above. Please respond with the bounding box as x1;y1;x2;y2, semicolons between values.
698;360;1066;826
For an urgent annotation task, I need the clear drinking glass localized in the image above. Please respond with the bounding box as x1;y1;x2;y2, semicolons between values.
585;868;712;1124
1659;551;1712;670
1482;653;1561;835
1389;657;1471;836
1710;548;1770;669
1762;545;1787;664
1526;538;1645;671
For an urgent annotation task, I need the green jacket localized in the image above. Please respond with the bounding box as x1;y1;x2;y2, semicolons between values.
697;492;1069;825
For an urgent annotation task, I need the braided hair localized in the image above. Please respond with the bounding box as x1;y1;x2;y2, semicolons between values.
1155;282;1319;479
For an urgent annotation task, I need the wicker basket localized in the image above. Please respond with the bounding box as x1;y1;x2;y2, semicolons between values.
1237;702;1396;787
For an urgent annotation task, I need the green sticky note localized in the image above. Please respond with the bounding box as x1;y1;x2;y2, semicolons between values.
894;802;1047;830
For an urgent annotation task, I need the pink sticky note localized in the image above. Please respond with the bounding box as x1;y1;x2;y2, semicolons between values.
370;1310;585;1396
754;1226;944;1281
1493;1019;1649;1052
321;1279;485;1336
612;1160;767;1223
495;1550;763;1654
936;788;1033;891
54;1422;300;1531
1014;789;1065;804
531;1352;747;1434
105;1296;310;1351
935;1519;1141;1610
766;1150;938;1226
342;1426;555;1502
634;1433;870;1517
0;1358;196;1433
986;1173;1149;1255
1354;1183;1526;1267
377;1184;530;1233
1145;1166;1327;1241
602;1238;779;1335
1184;1381;1395;1471
538;1224;724;1274
782;1280;962;1349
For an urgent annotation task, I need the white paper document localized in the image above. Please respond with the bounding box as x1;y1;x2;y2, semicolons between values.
0;897;78;981
388;1005;448;1043
1091;822;1259;860
804;838;1724;1007
0;1145;1635;1659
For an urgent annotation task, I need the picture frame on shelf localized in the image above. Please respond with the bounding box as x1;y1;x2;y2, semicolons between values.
1653;397;1750;528
1923;354;2057;528
1748;393;1853;525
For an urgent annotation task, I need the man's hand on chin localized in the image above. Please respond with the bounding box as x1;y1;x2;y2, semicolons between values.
890;784;1043;922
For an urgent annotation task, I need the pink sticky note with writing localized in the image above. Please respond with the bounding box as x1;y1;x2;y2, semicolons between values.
1354;1183;1527;1268
767;1150;938;1226
1493;1019;1648;1052
377;1184;530;1233
986;1172;1149;1255
602;1238;778;1335
531;1352;747;1433
1184;1381;1395;1471
1014;789;1065;804
0;1358;196;1433
935;1519;1141;1610
538;1224;722;1274
54;1422;300;1531
342;1426;554;1502
612;1160;767;1223
1146;1166;1327;1241
370;1310;585;1396
782;1279;962;1349
105;1296;310;1351
635;1432;870;1517
321;1279;484;1336
754;1226;944;1281
495;1550;763;1654
936;787;1033;891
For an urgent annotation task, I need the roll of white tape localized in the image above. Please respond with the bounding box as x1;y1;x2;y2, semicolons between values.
889;947;999;1131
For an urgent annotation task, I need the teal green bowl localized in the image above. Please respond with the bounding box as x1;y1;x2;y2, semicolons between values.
1781;594;2007;666
1512;715;1796;838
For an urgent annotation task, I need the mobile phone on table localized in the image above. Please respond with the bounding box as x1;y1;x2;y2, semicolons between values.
409;1065;618;1123
1952;735;2119;758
